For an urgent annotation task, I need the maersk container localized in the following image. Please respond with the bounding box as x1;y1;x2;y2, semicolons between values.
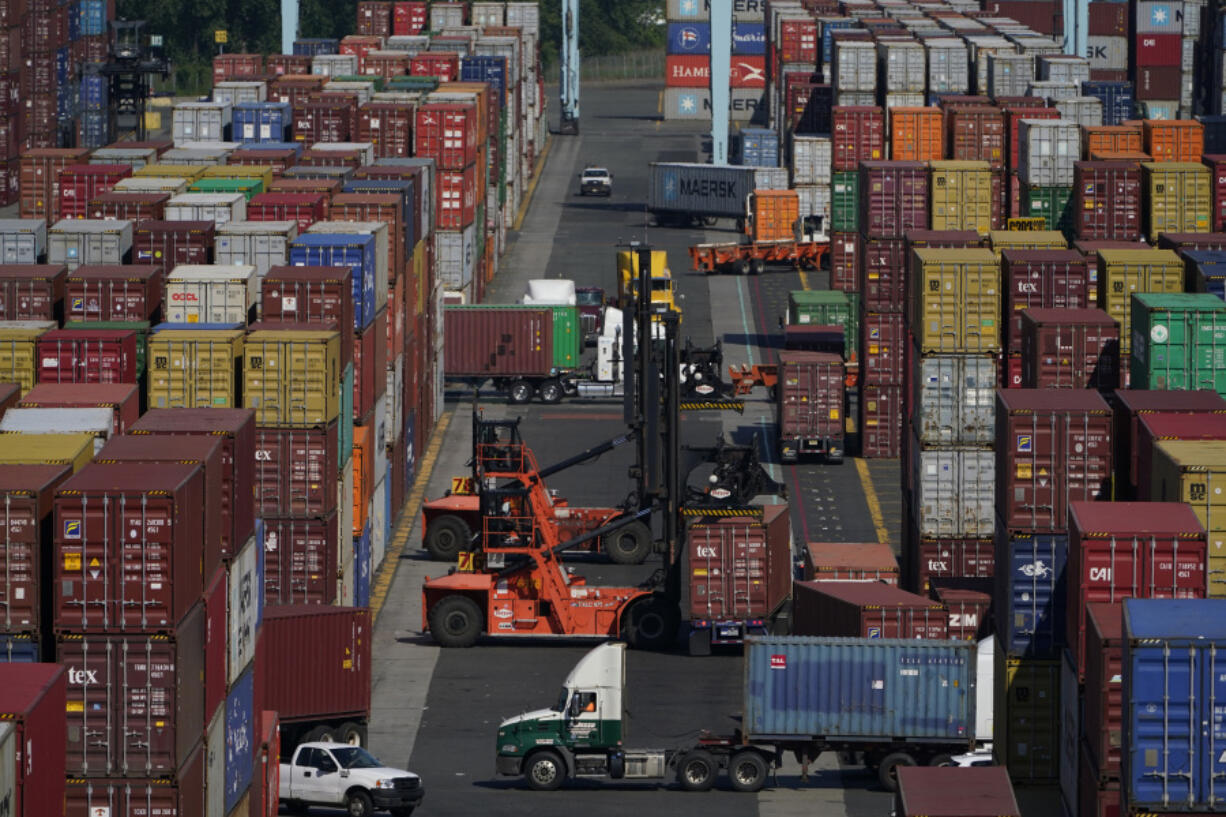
648;163;786;220
743;637;976;742
1122;598;1226;812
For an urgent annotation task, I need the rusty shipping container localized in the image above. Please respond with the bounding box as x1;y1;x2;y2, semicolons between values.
263;513;340;605
0;464;71;638
1020;307;1120;389
802;541;899;583
1001;250;1093;354
860;238;907;312
776;351;845;462
0;266;66;321
792;580;950;639
1082;601;1123;778
254;423;339;517
1110;389;1226;500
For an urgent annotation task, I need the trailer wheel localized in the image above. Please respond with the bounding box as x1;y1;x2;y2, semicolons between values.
338;721;366;746
538;379;564;404
605;520;652;565
750;258;766;275
622;597;679;651
877;752;916;791
735;258;751;276
678;750;718;791
927;753;955;767
728;750;768;792
508;380;534;404
703;216;718;227
524;750;567;791
424;516;473;561
427;595;483;647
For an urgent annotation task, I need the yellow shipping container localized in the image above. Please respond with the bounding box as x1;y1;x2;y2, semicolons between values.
147;329;246;410
1097;248;1184;356
994;652;1060;784
929;160;994;234
0;321;57;395
200;164;276;191
0;433;94;472
987;230;1068;257
132;163;209;182
1140;161;1212;242
910;248;1002;353
1150;439;1226;597
243;329;341;426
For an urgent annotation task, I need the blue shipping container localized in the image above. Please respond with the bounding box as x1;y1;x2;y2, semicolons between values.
737;128;779;167
58;83;78;121
744;636;976;740
56;48;72;85
341;178;418;258
293;38;338;56
232;102;292;144
1123;598;1226;811
1185;250;1226;299
78;0;107;36
68;3;79;40
667;22;711;55
239;140;303;157
355;523;372;607
0;634;41;662
460;56;508;103
80;73;108;111
821;19;855;65
732;23;766;55
995;534;1068;658
79;110;108;149
289;234;377;329
373;157;434;238
1081;81;1134;126
1200;114;1226;154
224;668;256;814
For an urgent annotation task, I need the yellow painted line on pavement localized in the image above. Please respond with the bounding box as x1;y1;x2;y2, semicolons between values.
854;458;890;546
511;134;554;231
370;411;453;621
657;90;663;114
798;269;810;290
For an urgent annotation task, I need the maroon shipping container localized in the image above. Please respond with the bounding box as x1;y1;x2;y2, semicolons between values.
443;306;553;376
58;610;207;779
414;104;479;170
1135;66;1181;99
267;55;312;75
299;148;363;170
253;423;339;517
57;164;133;219
128;408;257;551
19;148;89;220
1088;1;1127;35
905;533;995;594
133;220;215;268
779;17;818;63
861;311;906;386
293;99;354;143
859;161;928;241
204;566;226;727
357;102;416;159
363;51;409;79
0;664;67;817
859;384;903;458
932;587;991;640
263;514;340;604
260;266;355;367
0;265;66;320
1005;107;1060;169
829;231;860;292
265;178;342;214
905;229;981;250
94;435;227;565
330;193;405;283
36;328;138;384
1079;742;1122;817
1154;232;1226;252
1136;33;1181;66
1135;413;1226;500
269;76;328;109
354;308;387;420
88;191;170;222
802;541;899;583
776;351;845;462
227;149;297;175
1067;501;1207;678
792;580;950;639
213;52;264;83
409;53;459;82
1082;602;1123;779
832;106;886;172
1073;161;1142;241
861;237;907;311
356;0;393;37
894;766;1021;817
19;383;139;435
436;164;478;229
684;504;791;638
0;464;71;635
65;265;163;322
947;106;1005;168
1020;307;1120;389
248;192;327;233
1001;250;1093;353
1110;389;1226;499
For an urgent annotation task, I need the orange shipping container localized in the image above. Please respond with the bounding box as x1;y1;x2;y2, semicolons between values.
748;189;799;242
1143;119;1205;163
352;422;375;536
1083;125;1143;158
890;107;943;161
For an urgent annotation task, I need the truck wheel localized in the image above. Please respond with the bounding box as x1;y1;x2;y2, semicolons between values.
346;788;374;817
427;595;483;647
605;520;651;565
538;379;564;404
338;721;366;746
622;597;679;651
424;516;473;561
508;380;533;404
877;752;916;791
735;258;751;276
728;750;768;792
750;258;765;275
524;750;567;791
927;754;955;767
677;750;717;791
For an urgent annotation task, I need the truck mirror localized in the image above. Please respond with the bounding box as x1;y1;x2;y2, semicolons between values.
568;695;581;718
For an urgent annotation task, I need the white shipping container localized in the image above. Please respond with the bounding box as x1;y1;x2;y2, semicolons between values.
386;354;403;447
1083;36;1128;70
47;219;133;270
0;219;46;264
470;2;505;27
213;81;266;107
160;148;229;166
165;192;246;227
912;355;996;446
435;224;478;289
835;91;876;107
322;81;374;106
987;52;1034;98
794;184;831;223
1181;37;1195;73
371;476;387;572
206;707;225;817
371;391;389;488
308;141;376;167
91;146;158;170
1018;119;1080;187
968;37;1015;94
176;141;244;153
228;529;261;685
1028;80;1079;101
884;92;925;108
384;35;429;54
790;135;832;185
165;264;259;324
1036;55;1090;84
305;221;390;313
311;54;359;76
879;41;926;93
171;102;231;146
0;407;113;453
661;87;766;122
113;176;189;196
504;2;541;36
925;38;970;95
833;41;876;92
1055;96;1103;128
215;221;298;284
430;2;465;30
911;445;995;539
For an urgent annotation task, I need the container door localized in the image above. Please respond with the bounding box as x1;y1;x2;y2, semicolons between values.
207;707;226;817
0;722;15;817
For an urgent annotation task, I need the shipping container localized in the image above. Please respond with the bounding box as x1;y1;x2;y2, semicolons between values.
65;265;162;323
1130;292;1226;394
164;264;258;324
18;383;138;436
262;513;340;605
932;587;991;641
928;161;994;234
260;266;355;367
894;766;1021;817
146;325;245;410
254;423;338;517
792;581;948;639
1150;439;1226;597
994;653;1060;782
911;445;995;539
648;163;784;220
0;266;65;322
1082;602;1122;778
1018;120;1080;187
1112;389;1226;499
910;248;1001;354
911;353;996;448
0;433;94;473
1097;248;1184;358
1135;413;1226;503
1019;307;1119;389
859;161;928;239
801;541;898;583
243;328;341;427
288;233;377;329
0;221;47;265
0;664;66;816
47;220;133;271
442;305;567;377
1001;250;1092;354
1140;162;1212;241
214;221;298;281
832;106;885;172
0;464;71;637
133;220;215;268
776;351;844;462
1073;160;1142;241
859;384;904;458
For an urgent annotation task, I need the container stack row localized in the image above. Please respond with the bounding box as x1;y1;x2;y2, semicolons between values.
663;0;767;121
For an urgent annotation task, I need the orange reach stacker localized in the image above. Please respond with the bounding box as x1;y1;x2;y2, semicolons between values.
688;239;829;276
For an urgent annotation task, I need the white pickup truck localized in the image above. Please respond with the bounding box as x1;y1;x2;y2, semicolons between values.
280;741;424;817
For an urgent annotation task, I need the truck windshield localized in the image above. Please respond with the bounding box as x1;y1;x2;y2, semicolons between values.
553;687;570;712
331;747;383;769
575;291;602;306
650;279;673;294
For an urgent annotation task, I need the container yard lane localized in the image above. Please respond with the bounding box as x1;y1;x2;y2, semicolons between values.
370;82;893;817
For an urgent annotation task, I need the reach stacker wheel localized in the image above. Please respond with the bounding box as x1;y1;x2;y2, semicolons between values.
427;595;483;647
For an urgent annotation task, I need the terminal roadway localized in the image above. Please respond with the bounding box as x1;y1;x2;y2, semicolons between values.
356;81;911;817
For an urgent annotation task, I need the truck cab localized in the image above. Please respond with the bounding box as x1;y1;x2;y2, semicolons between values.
280;741;423;817
616;250;680;321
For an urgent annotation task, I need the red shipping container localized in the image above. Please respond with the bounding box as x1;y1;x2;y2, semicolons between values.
0;464;72;635
258;605;370;728
861;237;907;311
1020;307;1120;389
0;264;65;321
266;54;312;75
331;192;405;282
859;384;903;458
293;99;353;143
776;352;844;461
298;148;362;170
248;710;281;817
1133;413;1226;500
1110;389;1226;499
1002;351;1023;388
1079;742;1122;817
363;50;408;79
664;55;765;88
414;103;479;170
410;53;459;82
802;541;899;583
1001;249;1092;354
436;164;478;229
905;532;995;593
36;329;137;385
253;423;339;518
996;389;1114;533
1005;107;1060;169
133;219;215;268
779;18;819;64
1205;155;1226;232
19;147;90;219
932;586;991;640
859;161;928;240
358;102;415;158
861;311;906;387
356;1;392;37
1073;160;1142;241
792;580;949;638
1067;501;1207;678
19;383;139;435
832;106;886;172
0;664;67;816
354;308;387;421
269;76;328;109
1135;34;1181;66
57;164;133;219
213;53;264;84
393;1;428;34
1088;1;1127;35
203;566;226;727
64;746;205;817
260;266;355;368
340;35;383;72
88;191;170;222
65;265;162;322
1134;65;1181;99
263;514;340;604
58;609;207;779
1082;601;1123;778
829;230;860;291
948;106;1006;168
248;192;327;233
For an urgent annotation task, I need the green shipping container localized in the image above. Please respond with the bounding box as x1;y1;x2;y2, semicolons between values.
1131;292;1226;395
1022;185;1074;237
831;172;859;232
188;177;264;200
787;290;860;365
64;320;151;377
339;361;354;468
387;76;438;93
332;75;385;92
